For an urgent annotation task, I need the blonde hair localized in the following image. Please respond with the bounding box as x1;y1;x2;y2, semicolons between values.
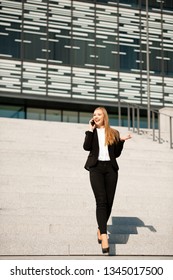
94;107;120;145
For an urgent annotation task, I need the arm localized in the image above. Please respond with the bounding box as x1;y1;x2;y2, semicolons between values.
114;133;131;158
114;140;125;158
83;131;94;151
83;118;96;151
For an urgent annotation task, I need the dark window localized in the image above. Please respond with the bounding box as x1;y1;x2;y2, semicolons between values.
27;108;45;120
46;109;62;122
0;105;24;118
120;45;139;71
63;110;78;123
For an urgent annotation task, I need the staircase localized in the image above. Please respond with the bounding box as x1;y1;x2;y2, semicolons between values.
0;118;173;256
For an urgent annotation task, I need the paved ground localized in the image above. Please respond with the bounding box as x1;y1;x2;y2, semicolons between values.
0;255;173;260
0;118;173;257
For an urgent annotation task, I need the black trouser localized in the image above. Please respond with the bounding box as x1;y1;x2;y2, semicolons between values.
89;161;118;234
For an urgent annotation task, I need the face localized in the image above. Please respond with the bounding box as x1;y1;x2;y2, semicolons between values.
93;109;104;128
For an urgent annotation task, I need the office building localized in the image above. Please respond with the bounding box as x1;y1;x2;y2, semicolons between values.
0;0;173;125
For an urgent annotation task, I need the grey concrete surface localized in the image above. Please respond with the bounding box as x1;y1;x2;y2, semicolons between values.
0;256;173;260
159;107;173;132
0;118;173;257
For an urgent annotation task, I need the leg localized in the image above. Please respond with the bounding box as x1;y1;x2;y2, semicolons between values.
89;169;108;234
105;167;118;223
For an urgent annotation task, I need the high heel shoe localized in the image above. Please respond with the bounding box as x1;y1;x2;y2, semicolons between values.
98;238;102;244
101;234;109;254
102;247;109;254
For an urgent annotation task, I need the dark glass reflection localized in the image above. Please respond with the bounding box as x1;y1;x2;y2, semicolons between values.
120;46;139;71
0;106;24;118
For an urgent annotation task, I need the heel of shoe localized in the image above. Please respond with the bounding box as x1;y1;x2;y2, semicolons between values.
98;238;102;244
97;229;102;244
101;233;109;254
102;247;109;254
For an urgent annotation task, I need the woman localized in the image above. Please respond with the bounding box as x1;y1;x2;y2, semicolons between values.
83;107;131;254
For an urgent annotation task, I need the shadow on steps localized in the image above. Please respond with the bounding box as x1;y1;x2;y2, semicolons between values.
108;216;156;255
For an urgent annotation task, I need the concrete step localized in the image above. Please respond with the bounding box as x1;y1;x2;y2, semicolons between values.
0;231;173;256
0;118;173;256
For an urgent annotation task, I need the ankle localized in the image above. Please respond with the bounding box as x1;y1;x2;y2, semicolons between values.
101;234;108;245
101;233;107;239
101;234;109;251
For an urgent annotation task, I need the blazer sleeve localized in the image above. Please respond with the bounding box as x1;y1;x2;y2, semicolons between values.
114;140;125;158
83;131;94;151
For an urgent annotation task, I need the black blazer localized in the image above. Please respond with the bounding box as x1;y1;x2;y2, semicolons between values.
83;129;124;171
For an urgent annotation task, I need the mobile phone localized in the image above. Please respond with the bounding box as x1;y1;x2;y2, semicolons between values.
91;120;95;126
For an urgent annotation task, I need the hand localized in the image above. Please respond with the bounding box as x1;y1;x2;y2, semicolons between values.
120;133;132;141
89;118;96;131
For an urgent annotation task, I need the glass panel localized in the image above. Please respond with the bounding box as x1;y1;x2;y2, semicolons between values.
63;110;78;123
96;0;140;7
71;1;95;100
48;0;72;98
95;4;118;101
163;52;173;77
118;6;141;103
0;105;24;119
148;12;162;74
96;4;118;70
22;0;47;95
72;1;95;67
109;113;133;127
84;0;95;2
141;0;160;10
79;112;91;124
162;13;173;76
0;0;22;58
0;1;22;93
120;45;139;71
27;108;45;120
163;0;173;11
139;117;148;128
119;0;139;8
46;109;61;121
48;0;71;65
109;113;119;126
23;0;48;61
150;48;162;75
119;7;140;72
96;0;110;3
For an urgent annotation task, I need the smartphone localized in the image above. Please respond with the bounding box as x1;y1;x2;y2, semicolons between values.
91;120;95;126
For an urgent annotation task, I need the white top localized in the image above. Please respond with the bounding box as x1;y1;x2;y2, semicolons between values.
96;128;110;161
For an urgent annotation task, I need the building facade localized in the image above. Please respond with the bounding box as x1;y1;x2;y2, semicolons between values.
0;0;173;125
